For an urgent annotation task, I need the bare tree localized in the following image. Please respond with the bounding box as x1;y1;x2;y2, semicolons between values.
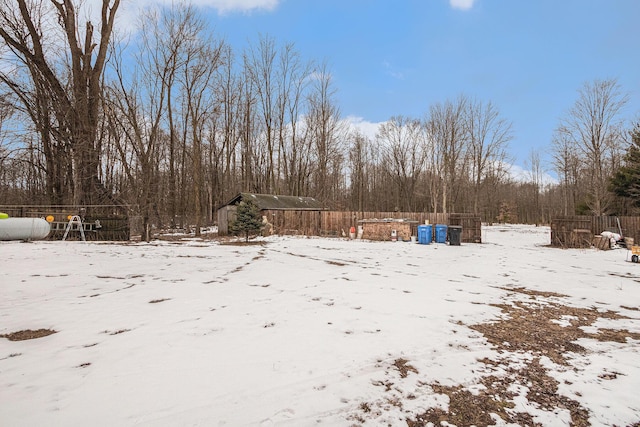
305;61;344;203
0;0;120;205
551;129;580;215
237;64;259;193
347;130;372;212
523;148;544;224
276;44;313;196
0;92;16;200
0;63;73;203
244;35;279;193
466;98;513;216
103;5;185;241
200;44;243;216
557;78;629;215
377;116;426;211
156;4;198;229
425;95;469;213
178;19;223;236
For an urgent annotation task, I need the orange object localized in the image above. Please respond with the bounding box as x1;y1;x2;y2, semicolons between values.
46;215;54;222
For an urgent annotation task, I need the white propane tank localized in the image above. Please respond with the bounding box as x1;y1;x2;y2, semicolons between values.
0;218;51;241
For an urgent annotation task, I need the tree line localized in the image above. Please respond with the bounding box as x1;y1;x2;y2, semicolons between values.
1;1;638;239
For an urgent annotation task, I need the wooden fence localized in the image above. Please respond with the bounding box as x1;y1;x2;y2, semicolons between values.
4;204;485;243
551;216;640;248
263;211;482;243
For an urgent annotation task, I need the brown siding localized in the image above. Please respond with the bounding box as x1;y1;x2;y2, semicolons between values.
217;205;235;235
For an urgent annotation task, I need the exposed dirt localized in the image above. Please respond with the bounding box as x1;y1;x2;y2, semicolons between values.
408;381;533;427
3;286;637;426
393;358;419;379
105;329;131;335
219;241;266;246
470;300;635;366
0;329;57;341
350;287;640;427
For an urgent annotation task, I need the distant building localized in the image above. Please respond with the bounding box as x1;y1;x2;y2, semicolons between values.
217;193;327;235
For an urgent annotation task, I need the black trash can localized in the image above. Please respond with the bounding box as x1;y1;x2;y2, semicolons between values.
448;225;462;246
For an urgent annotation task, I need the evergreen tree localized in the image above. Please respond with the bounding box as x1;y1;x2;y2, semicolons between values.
229;200;264;242
610;122;640;209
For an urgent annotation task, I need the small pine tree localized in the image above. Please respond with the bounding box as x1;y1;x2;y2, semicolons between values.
496;201;518;224
229;200;264;242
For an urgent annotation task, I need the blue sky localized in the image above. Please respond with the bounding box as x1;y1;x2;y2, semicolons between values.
116;0;640;176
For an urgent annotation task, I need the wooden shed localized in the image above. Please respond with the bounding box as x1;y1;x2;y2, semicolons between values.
217;193;327;236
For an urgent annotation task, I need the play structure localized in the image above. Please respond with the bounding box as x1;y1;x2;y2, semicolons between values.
0;213;51;241
0;205;133;241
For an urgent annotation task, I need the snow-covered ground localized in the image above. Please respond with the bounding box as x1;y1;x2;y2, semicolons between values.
1;225;639;426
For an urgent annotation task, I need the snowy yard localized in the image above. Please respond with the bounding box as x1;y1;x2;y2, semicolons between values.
1;225;639;426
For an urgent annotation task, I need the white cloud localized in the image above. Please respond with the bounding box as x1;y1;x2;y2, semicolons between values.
113;0;279;14
81;0;279;34
507;163;558;186
185;0;279;14
343;116;384;141
449;0;476;11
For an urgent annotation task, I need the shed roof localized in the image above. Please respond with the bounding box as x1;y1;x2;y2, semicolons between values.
224;193;327;211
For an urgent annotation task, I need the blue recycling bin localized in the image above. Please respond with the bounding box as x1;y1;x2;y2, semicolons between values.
435;224;448;243
417;224;433;244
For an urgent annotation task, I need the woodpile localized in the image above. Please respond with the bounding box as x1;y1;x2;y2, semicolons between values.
567;229;594;249
591;235;611;250
551;218;591;248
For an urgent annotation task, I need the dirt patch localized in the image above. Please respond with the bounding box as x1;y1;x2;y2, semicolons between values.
252;249;267;261
0;329;57;341
149;298;170;303
498;286;568;299
408;382;533;427
156;233;220;242
470;299;637;365
219;241;266;246
105;329;131;335
393;358;418;378
350;287;640;427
